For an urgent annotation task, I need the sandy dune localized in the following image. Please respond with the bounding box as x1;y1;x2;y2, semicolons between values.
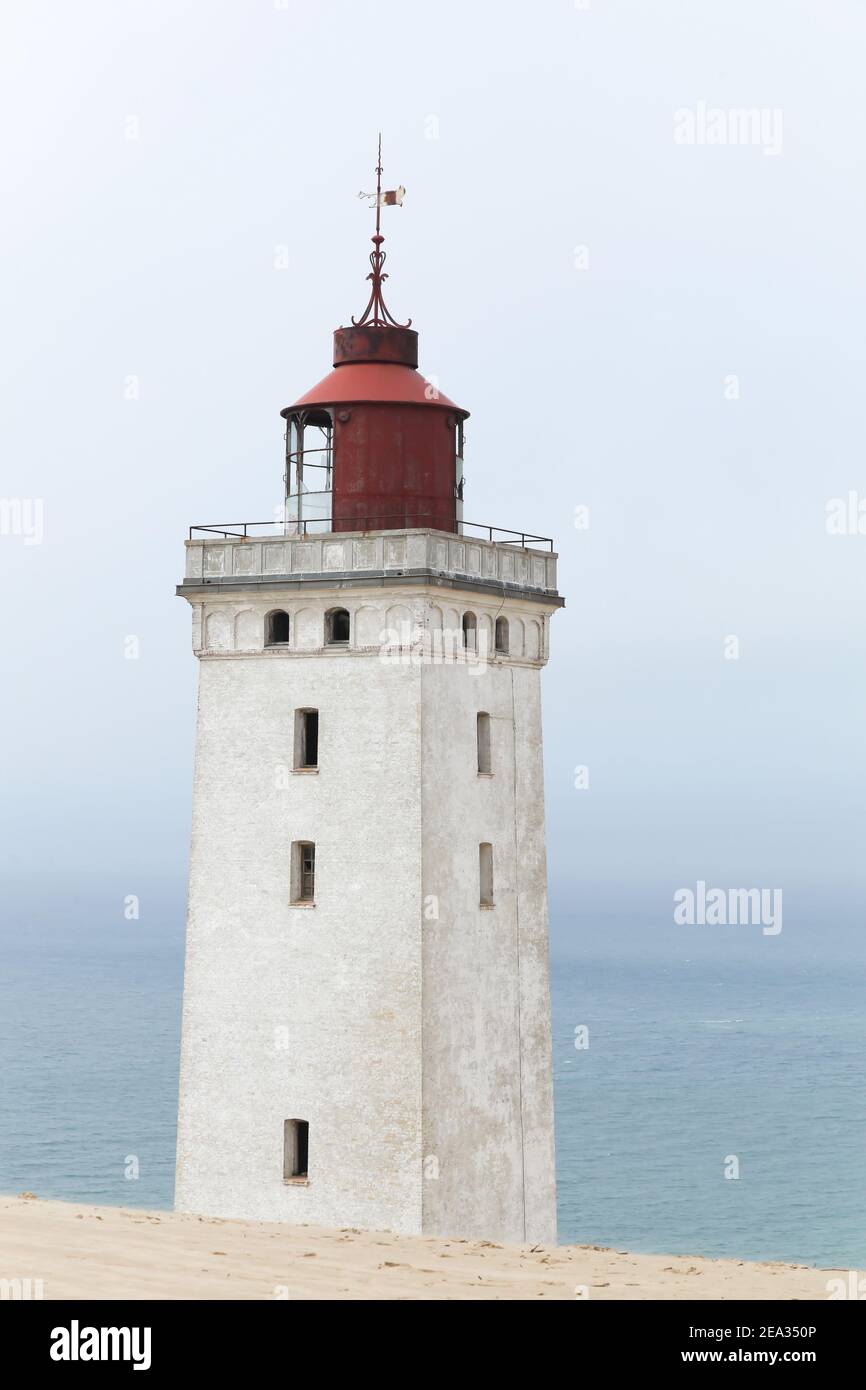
0;1195;840;1300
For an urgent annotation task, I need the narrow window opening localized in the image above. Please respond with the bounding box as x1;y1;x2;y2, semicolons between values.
294;709;319;769
326;607;350;644
283;1119;309;1180
479;842;494;907
265;610;290;646
291;841;316;903
477;712;492;775
495;617;509;655
462;611;477;652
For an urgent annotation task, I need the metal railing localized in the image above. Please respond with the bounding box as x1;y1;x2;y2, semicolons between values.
188;516;553;551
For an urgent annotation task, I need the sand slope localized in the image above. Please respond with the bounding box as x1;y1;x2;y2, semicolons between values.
0;1196;839;1301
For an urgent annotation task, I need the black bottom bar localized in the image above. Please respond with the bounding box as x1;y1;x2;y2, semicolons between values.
9;1298;861;1374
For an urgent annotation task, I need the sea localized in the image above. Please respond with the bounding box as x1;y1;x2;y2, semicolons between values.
1;924;864;1268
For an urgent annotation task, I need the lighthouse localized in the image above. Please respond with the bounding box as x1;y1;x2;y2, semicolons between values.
174;149;564;1243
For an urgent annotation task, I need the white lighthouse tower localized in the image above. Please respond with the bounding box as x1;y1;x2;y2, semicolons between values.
175;154;563;1243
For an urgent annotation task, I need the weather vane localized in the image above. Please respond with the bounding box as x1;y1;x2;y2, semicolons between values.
352;134;411;328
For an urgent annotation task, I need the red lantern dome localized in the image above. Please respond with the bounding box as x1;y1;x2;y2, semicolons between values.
281;143;468;536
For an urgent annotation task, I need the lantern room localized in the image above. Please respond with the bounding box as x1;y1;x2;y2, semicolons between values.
281;324;468;536
281;148;468;537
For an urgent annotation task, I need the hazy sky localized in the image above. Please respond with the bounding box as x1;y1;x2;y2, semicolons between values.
1;1;864;960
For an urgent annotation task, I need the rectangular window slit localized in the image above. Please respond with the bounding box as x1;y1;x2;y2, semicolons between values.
284;1119;309;1180
294;709;319;769
479;842;494;906
477;712;492;774
291;841;316;903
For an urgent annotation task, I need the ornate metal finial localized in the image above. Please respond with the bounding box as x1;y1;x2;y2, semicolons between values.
352;135;411;329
